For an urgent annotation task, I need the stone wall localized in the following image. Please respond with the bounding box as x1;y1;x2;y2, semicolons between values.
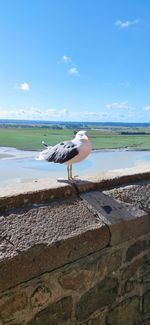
0;173;150;324
0;235;149;324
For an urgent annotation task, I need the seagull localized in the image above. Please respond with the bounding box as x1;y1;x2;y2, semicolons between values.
36;130;92;180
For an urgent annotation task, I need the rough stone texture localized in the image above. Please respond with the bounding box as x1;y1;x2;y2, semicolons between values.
28;296;73;325
88;310;107;325
126;239;150;262
0;198;101;260
104;181;150;214
80;191;149;245
58;269;91;291
139;258;150;283
75;277;118;321
121;253;150;281
143;290;150;314
1;167;150;210
0;239;149;324
0;197;110;292
0;172;150;324
82;309;107;325
106;296;140;325
74;168;150;193
0;226;109;293
0;179;76;211
0;293;27;319
30;286;51;308
140;320;150;325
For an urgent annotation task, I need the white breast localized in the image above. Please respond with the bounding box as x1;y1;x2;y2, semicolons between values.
66;140;92;165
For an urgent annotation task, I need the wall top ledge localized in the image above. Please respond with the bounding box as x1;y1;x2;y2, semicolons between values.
0;195;110;292
0;166;150;292
0;165;150;210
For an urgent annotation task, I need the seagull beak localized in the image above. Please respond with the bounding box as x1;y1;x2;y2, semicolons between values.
83;134;88;140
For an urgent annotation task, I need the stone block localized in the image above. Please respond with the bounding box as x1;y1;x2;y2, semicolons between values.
30;286;51;308
0;224;109;293
0;293;27;319
126;239;150;262
75;277;118;321
139;258;150;283
0;180;76;211
119;281;135;298
28;296;72;325
88;309;107;325
140;319;150;325
77;248;122;280
58;269;92;291
121;253;150;281
143;290;150;314
106;296;140;325
0;198;110;292
74;171;150;194
80;191;150;246
97;250;122;278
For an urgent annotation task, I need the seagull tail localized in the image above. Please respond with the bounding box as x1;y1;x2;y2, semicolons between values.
35;147;52;161
35;152;46;160
42;140;49;148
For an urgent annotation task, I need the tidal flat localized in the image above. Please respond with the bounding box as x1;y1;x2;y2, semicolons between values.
0;147;150;187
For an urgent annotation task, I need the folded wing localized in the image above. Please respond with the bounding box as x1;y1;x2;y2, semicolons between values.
36;141;79;164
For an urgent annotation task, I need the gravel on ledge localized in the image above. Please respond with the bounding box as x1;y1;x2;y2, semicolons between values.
104;180;150;213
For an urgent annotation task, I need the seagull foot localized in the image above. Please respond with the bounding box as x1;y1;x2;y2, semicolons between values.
57;176;80;183
68;175;80;182
57;177;67;182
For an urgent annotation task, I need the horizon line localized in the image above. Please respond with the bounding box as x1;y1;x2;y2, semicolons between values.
0;118;150;125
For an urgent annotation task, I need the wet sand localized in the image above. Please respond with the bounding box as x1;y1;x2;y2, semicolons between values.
0;153;15;159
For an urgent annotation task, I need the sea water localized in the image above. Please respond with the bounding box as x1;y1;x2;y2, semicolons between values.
0;147;150;187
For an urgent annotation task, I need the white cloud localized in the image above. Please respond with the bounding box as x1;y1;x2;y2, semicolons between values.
46;108;69;118
0;105;141;122
0;106;107;121
143;105;150;111
115;19;139;29
58;55;79;75
14;82;30;91
62;55;71;63
105;102;129;109
20;83;30;91
68;67;79;76
0;107;70;120
0;108;10;117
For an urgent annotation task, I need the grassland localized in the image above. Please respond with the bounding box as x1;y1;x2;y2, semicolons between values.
0;127;150;150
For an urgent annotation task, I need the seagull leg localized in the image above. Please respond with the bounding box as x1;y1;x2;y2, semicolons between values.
67;165;70;180
66;164;79;181
70;164;73;179
67;164;73;180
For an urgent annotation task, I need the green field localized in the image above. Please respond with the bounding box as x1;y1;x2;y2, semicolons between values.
0;127;150;150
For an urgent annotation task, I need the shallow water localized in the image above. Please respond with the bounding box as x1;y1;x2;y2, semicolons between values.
0;147;150;187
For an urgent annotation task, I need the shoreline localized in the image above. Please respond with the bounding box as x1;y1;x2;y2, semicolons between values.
0;147;150;188
1;146;150;160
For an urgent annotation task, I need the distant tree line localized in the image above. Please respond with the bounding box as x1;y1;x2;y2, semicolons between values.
121;132;150;135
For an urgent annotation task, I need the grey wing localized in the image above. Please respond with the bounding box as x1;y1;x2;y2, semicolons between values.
42;141;79;163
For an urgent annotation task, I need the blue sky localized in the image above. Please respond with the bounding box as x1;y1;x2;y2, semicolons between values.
0;0;150;122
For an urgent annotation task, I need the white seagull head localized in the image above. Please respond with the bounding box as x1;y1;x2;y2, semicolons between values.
74;130;88;141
